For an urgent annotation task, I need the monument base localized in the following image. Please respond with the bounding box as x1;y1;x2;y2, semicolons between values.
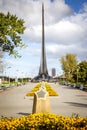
31;73;53;82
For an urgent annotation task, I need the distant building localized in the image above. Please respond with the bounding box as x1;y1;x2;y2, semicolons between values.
52;68;56;77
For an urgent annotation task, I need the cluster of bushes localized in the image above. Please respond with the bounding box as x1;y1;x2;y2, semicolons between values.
0;81;28;91
26;82;58;96
0;113;87;130
59;80;87;89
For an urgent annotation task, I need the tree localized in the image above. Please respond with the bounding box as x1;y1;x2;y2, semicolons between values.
0;12;26;57
0;48;6;80
73;61;87;85
0;48;4;75
60;53;78;81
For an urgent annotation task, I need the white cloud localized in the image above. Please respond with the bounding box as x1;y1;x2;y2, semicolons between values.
80;2;87;13
45;20;85;44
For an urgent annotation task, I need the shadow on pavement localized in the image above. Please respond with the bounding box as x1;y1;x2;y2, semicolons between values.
61;86;76;89
75;95;87;97
64;102;87;108
18;112;31;116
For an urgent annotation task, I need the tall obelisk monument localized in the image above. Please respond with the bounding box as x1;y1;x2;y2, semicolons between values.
42;2;45;74
39;2;48;78
32;2;52;81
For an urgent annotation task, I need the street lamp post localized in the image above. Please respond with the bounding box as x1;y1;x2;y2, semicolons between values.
77;67;79;86
15;70;19;83
77;69;78;85
7;67;11;84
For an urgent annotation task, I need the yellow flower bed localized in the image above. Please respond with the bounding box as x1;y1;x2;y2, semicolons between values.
26;82;41;96
26;82;58;96
0;113;87;130
45;82;58;96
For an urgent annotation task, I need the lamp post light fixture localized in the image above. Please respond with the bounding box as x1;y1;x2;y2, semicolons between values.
15;70;19;82
76;66;79;86
7;67;11;84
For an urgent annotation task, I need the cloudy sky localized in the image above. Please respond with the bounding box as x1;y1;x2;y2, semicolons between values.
0;0;87;78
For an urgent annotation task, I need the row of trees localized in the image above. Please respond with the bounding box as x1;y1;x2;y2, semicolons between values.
60;54;87;85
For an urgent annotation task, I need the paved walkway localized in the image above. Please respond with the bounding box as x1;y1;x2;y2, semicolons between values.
50;83;87;117
0;82;87;118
